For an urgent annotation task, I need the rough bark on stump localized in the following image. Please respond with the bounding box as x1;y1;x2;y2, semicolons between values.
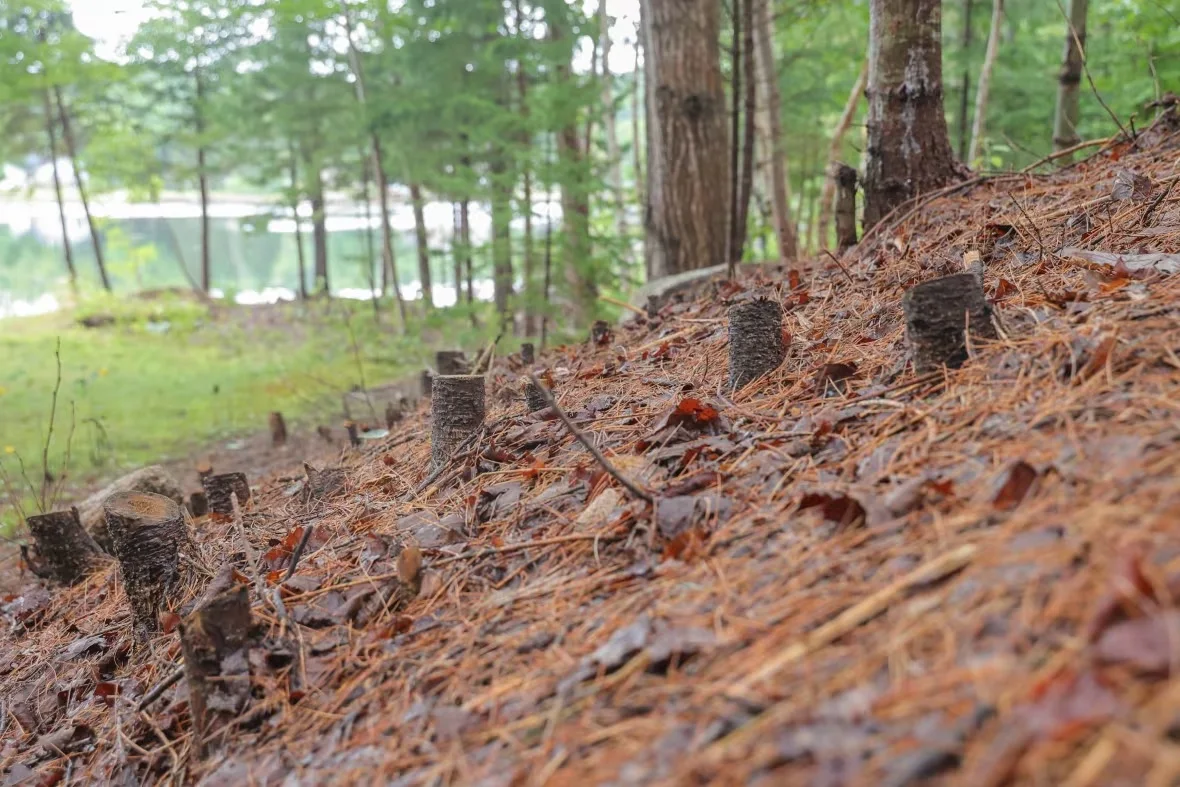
591;320;612;345
524;376;549;412
78;465;184;552
202;473;250;519
268;412;287;447
430;375;486;469
104;491;192;642
180;584;252;756
25;507;105;585
345;421;361;447
520;342;536;366
189;491;208;518
303;462;346;502
728;296;786;390
834;164;859;252
435;351;468;376
903;273;998;372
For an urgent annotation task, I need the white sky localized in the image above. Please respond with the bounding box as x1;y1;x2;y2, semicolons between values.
68;0;642;72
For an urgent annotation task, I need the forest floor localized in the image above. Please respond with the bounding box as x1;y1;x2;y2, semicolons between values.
2;109;1180;787
0;293;505;530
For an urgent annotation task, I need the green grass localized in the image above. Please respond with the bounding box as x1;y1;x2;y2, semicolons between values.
0;293;516;527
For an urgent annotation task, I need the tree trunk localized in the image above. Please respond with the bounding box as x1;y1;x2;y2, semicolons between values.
360;156;380;321
309;167;329;295
195;69;211;294
632;16;645;216
490;163;514;325
644;0;730;278
514;0;537;334
732;0;757;272
42;90;77;295
817;60;868;249
863;0;958;230
956;0;975;160
599;2;630;266
373;140;407;326
54;87;109;291
727;0;743;271
452;201;464;306
752;0;798;262
287;143;308;301
409;182;433;309
968;0;1004;165
460;199;473;303
1052;0;1087;155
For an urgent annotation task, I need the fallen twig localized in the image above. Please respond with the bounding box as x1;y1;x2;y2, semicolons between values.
137;666;183;712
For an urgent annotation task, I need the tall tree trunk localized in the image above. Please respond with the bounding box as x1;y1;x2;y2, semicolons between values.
863;0;958;230
731;0;757;272
409;182;433;309
515;0;537;335
644;0;730;278
42;91;77;295
287;145;308;301
195;69;211;294
460;199;473;303
752;0;798;263
817;60;868;249
727;0;743;270
632;16;645;211
361;156;380;321
1052;0;1087;155
308;166;329;295
968;0;1004;165
452;201;464;306
53;87;109;291
956;0;975;159
490;161;514;326
599;2;630;266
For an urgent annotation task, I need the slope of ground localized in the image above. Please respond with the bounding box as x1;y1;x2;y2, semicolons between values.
2;110;1179;786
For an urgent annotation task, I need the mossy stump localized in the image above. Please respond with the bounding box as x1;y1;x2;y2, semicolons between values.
25;507;105;585
180;584;252;756
104;491;192;642
728;296;787;390
430;375;486;469
902;273;998;372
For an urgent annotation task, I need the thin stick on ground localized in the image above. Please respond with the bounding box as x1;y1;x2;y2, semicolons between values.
39;338;63;514
138;666;184;711
528;374;653;504
282;523;318;583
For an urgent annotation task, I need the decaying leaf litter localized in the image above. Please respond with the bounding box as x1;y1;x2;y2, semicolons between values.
3;112;1180;786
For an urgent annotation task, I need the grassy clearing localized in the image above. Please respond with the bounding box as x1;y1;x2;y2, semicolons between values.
0;293;516;526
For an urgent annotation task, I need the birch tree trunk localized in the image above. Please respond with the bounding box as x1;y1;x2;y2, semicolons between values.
967;0;1004;165
54;87;110;291
1052;0;1087;155
752;0;797;262
644;0;730;278
863;0;958;230
817;60;868;249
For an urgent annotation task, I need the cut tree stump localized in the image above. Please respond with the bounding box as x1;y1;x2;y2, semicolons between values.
202;473;250;519
728;295;787;390
303;462;346;502
903;272;998;372
524;376;549;412
345;421;361;447
835;164;859;252
268;412;287;446
430;375;486;468
77;465;185;552
180;584;252;756
435;350;469;376
591;320;612;345
25;507;105;585
189;491;208;518
521;342;536;366
103;491;192;642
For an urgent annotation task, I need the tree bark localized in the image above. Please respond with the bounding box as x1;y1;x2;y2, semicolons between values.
644;0;730;278
180;584;252;757
490;170;513;325
599;2;630;267
410;182;433;308
863;0;959;230
818;60;868;249
360;155;380;321
373;140;407;326
452;202;464;305
53;87;110;291
732;0;757;271
460;199;473;303
834;164;859;252
287;144;308;301
727;0;743;271
968;0;1004;165
632;16;645;214
752;0;798;262
515;3;537;335
956;0;975;160
430;375;486;469
25;507;105;585
42;90;77;295
195;69;211;294
308;166;329;295
1052;0;1087;155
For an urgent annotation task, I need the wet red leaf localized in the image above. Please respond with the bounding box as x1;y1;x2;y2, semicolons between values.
992;278;1017;300
93;682;119;707
991;461;1038;511
663;528;706;563
160;612;181;634
788;269;803;290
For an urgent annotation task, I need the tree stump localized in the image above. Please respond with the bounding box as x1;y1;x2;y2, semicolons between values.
179;584;252;756
420;370;433;398
189;491;209;518
728;296;787;390
103;491;192;642
520;342;536;366
196;461;214;482
25;507;105;585
303;462;346;502
268;412;287;447
834;164;859;252
435;350;468;376
903;272;998;372
591;320;612;345
384;401;402;429
430;375;486;468
344;421;361;447
524;376;549;412
202;473;250;519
